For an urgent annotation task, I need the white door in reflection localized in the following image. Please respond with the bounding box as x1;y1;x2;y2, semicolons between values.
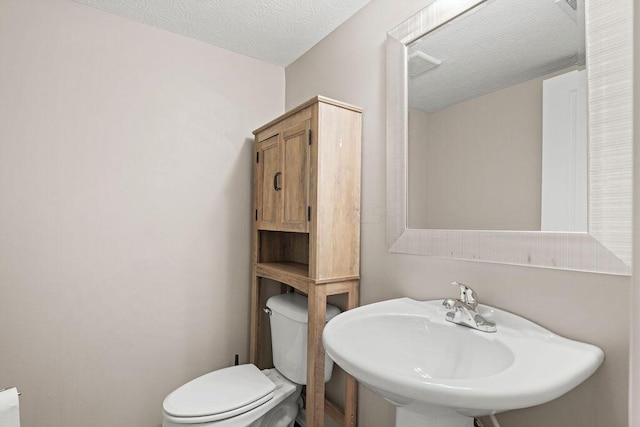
541;69;587;232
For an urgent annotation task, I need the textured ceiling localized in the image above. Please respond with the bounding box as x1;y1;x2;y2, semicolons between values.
71;0;372;66
408;0;585;111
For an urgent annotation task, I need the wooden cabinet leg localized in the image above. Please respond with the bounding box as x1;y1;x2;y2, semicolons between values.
344;285;359;426
249;274;260;366
344;374;358;427
306;284;328;427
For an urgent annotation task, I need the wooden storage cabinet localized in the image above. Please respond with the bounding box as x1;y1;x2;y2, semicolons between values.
256;118;311;232
250;96;362;427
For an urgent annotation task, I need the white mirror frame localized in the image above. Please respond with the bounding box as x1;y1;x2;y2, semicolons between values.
387;0;632;275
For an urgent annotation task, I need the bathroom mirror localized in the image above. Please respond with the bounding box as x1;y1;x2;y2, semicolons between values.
387;0;632;275
406;0;586;232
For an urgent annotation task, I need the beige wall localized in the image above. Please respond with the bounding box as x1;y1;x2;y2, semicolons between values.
0;1;284;426
286;1;630;426
408;73;544;230
407;107;430;228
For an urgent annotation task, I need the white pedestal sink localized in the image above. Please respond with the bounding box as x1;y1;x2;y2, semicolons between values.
322;298;604;427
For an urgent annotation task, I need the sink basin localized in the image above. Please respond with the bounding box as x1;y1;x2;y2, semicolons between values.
322;298;604;427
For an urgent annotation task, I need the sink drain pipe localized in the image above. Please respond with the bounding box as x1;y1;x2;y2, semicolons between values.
474;415;501;427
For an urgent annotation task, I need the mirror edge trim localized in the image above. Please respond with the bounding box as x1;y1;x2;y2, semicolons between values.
386;0;632;275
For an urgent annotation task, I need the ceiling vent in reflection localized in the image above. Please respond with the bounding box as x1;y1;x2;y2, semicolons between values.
555;0;577;22
408;51;442;77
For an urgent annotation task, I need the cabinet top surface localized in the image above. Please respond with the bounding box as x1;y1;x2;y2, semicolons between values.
253;95;363;135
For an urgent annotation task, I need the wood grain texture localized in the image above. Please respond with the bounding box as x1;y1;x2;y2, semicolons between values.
249;271;260;366
254;95;362;135
344;284;360;427
252;96;362;427
306;284;328;427
256;135;280;229
255;117;311;233
281;120;310;232
308;102;320;279
314;102;362;280
255;262;310;293
325;398;345;425
258;231;309;264
386;0;632;275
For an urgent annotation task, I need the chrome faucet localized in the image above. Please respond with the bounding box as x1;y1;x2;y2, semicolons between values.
442;282;497;333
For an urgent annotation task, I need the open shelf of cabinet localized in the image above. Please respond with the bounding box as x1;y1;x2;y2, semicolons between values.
255;262;310;292
250;96;362;427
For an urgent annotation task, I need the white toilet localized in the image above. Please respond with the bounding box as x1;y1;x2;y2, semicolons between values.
162;293;341;427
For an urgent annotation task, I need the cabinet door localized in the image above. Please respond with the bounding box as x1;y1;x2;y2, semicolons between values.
256;134;280;230
281;120;311;232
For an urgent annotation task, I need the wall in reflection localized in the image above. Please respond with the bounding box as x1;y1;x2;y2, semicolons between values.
408;67;586;231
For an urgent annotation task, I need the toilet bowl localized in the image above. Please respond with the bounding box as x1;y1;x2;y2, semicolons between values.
163;366;301;427
162;293;340;427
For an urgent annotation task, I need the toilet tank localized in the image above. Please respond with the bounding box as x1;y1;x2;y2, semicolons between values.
266;293;341;385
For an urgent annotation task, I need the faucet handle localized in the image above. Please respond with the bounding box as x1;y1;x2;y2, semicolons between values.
451;281;478;309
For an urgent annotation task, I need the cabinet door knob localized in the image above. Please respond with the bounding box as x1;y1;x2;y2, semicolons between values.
274;172;282;191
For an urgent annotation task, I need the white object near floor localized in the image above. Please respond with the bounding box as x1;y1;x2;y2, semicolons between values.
541;69;588;232
0;388;20;427
396;406;473;427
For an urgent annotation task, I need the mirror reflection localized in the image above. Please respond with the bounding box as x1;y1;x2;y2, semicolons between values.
407;0;586;231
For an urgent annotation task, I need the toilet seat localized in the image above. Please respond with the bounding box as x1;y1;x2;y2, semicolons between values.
163;364;276;424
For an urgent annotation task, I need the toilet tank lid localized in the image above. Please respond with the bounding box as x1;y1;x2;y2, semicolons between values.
267;293;341;324
163;364;275;419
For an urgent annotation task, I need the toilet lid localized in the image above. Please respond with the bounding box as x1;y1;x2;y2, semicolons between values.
163;364;276;419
